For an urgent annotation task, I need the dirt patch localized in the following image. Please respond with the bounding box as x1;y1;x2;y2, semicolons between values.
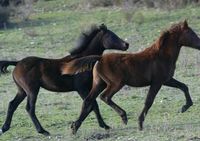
85;133;110;141
188;136;200;141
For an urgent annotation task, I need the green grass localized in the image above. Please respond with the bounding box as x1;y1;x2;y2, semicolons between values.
1;1;200;140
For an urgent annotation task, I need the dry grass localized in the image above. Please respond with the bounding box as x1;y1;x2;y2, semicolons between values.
83;0;200;9
0;0;35;29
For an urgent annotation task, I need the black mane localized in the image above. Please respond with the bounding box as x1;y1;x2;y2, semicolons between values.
70;24;107;55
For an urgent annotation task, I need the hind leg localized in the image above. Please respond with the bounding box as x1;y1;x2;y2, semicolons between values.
71;80;106;134
94;70;126;124
1;87;26;134
100;84;126;124
77;89;110;130
92;100;110;129
25;89;50;136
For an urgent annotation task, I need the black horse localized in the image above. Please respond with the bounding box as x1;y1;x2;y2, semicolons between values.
0;24;129;135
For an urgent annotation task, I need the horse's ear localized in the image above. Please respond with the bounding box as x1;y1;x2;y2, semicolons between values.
182;20;188;29
158;31;169;48
99;23;107;31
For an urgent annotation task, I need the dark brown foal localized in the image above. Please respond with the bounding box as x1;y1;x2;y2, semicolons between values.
0;24;129;135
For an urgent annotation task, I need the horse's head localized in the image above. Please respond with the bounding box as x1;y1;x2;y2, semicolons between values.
99;24;129;51
70;24;129;56
179;20;200;50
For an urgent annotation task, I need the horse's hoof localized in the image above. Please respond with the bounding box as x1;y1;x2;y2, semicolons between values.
138;121;143;131
122;116;128;125
98;121;110;130
104;125;111;130
99;122;111;130
0;129;3;136
71;122;78;135
180;103;193;113
180;106;187;113
43;131;50;136
39;130;50;136
139;126;143;131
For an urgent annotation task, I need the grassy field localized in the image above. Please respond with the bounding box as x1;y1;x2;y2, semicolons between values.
1;1;200;140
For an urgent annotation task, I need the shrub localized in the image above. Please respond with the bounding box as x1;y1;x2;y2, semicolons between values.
83;0;200;9
0;6;10;28
0;0;36;29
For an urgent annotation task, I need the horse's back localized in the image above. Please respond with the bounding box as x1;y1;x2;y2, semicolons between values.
97;53;153;87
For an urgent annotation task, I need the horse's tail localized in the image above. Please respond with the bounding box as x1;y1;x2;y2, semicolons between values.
61;55;101;75
0;61;18;74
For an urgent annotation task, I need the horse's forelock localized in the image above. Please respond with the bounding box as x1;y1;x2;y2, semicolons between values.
99;24;107;31
168;21;188;34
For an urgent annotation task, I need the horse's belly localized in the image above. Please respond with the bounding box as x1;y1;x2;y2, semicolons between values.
41;72;92;92
126;79;150;87
41;75;75;92
124;70;151;87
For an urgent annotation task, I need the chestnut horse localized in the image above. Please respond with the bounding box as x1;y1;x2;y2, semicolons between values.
63;21;200;134
0;24;129;135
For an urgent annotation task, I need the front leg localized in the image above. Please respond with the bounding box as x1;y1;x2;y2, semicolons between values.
71;82;105;134
138;83;162;130
164;78;193;113
77;89;110;130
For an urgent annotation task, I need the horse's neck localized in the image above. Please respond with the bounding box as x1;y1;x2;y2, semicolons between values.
81;45;104;56
159;40;181;64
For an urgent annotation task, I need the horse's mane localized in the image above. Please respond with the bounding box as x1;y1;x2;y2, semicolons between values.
141;21;187;55
70;24;107;55
155;21;186;50
168;22;185;33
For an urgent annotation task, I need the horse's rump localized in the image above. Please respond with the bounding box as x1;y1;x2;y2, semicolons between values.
61;55;101;75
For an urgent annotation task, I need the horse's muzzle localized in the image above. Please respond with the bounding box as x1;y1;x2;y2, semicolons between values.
123;42;129;50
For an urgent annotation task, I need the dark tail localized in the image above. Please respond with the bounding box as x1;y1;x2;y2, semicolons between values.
61;55;101;75
0;61;18;74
